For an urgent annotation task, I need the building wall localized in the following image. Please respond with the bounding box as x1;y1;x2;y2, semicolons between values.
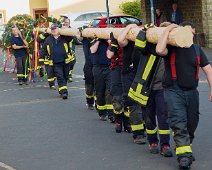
143;0;203;31
202;0;212;47
48;0;134;18
29;0;48;16
142;0;207;46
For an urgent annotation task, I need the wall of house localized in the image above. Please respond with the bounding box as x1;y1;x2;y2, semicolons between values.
142;0;208;46
48;0;134;18
202;0;212;47
29;0;48;16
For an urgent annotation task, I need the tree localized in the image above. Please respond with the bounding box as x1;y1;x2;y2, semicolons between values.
119;0;142;19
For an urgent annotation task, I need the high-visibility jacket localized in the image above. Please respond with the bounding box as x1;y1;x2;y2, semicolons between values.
37;32;49;44
128;31;161;106
39;35;75;66
37;33;50;65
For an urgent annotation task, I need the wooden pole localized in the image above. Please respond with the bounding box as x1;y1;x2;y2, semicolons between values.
37;27;194;48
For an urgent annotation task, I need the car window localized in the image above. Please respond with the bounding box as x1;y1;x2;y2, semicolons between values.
85;13;102;21
99;12;108;17
90;19;101;27
120;16;141;25
105;17;120;25
74;14;87;21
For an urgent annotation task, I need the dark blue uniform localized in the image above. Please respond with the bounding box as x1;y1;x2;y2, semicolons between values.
10;36;28;83
82;38;95;107
91;39;113;120
40;35;73;98
122;41;145;142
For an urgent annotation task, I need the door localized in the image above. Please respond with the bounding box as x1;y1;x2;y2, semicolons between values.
33;9;48;27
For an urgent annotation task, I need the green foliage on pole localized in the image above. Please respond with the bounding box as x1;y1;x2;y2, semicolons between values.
1;14;35;50
119;0;142;19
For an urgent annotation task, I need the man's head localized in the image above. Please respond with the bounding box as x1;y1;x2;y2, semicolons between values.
63;18;71;27
11;26;19;36
180;21;196;34
156;9;161;15
50;23;60;36
172;2;178;11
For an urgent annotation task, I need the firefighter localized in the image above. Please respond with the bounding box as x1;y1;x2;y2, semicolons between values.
40;23;74;99
128;23;172;157
107;32;131;133
63;18;77;83
90;33;114;122
79;26;95;110
10;26;29;85
37;31;56;90
156;22;212;169
118;23;146;144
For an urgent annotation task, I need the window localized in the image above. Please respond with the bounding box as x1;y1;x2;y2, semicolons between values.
74;14;87;21
90;19;101;27
105;17;120;25
99;12;108;17
85;13;101;21
0;14;2;19
75;13;102;22
120;16;141;25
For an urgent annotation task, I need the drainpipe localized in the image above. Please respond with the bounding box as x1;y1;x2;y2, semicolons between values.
106;0;110;27
150;0;154;24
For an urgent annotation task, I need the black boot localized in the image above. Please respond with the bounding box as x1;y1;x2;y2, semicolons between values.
87;104;94;110
108;111;115;123
123;115;132;133
178;157;192;169
115;114;122;133
62;93;68;100
19;81;23;85
133;134;146;145
99;110;107;121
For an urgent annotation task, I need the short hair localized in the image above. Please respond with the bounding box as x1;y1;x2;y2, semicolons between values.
160;22;171;27
179;21;195;29
11;25;17;31
64;18;70;23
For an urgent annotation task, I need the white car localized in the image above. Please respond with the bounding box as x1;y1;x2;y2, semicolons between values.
63;11;111;28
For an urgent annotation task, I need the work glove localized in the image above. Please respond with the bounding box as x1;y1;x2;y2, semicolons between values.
134;30;147;49
93;33;99;41
108;32;119;53
78;26;88;37
143;23;155;31
136;30;146;42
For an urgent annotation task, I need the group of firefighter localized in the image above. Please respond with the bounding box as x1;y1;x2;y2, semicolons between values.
80;21;212;170
11;17;212;169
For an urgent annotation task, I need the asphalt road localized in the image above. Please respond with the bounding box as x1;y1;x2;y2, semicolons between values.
0;46;211;170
